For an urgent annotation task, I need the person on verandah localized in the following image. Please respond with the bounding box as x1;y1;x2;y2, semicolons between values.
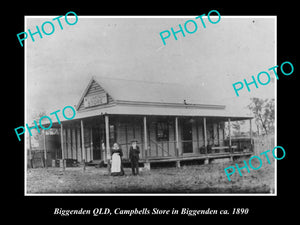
110;142;124;176
129;140;140;175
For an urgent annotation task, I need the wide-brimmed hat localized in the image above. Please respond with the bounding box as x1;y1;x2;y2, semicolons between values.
131;139;138;143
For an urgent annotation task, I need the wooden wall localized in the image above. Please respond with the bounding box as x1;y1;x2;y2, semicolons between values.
67;78;229;161
58;117;227;162
77;80;115;111
114;117;178;159
148;119;176;158
61;126;84;162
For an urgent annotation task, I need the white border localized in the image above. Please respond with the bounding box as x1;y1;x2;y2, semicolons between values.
24;15;277;196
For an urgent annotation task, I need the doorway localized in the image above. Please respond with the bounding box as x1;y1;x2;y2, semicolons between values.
92;127;105;160
181;120;193;153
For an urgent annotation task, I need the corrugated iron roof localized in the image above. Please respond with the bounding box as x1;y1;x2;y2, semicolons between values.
76;104;252;119
41;76;252;126
92;76;223;106
46;103;252;127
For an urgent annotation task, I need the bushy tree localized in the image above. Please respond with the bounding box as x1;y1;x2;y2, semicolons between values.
31;111;47;141
232;120;245;136
248;98;275;135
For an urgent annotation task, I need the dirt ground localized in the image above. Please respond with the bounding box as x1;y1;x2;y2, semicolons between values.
26;158;275;194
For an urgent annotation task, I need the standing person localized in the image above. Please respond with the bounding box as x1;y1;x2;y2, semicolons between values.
101;140;105;159
129;140;140;175
97;139;105;168
110;143;124;176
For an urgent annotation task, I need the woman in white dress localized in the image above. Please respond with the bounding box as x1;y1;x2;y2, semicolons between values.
110;143;124;176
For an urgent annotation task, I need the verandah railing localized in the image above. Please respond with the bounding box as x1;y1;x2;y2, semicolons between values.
119;137;253;160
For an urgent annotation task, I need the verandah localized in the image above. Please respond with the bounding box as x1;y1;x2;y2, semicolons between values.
29;114;253;169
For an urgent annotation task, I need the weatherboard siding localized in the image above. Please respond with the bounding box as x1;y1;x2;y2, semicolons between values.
77;80;115;111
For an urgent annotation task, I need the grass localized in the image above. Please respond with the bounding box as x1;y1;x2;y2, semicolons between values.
26;160;275;194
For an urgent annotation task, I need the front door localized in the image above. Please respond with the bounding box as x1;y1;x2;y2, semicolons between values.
92;127;104;160
181;120;193;153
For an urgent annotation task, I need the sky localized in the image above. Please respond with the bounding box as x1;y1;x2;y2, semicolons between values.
25;15;276;122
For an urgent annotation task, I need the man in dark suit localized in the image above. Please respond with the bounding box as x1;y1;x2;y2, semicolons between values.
129;140;140;175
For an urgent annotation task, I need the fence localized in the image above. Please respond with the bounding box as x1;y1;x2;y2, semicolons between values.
27;150;52;168
253;134;275;164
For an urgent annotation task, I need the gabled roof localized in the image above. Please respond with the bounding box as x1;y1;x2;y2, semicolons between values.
76;75;225;109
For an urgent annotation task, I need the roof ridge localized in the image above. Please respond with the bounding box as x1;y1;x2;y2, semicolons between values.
93;75;183;86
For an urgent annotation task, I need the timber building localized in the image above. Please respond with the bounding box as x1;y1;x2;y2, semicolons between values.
35;76;254;169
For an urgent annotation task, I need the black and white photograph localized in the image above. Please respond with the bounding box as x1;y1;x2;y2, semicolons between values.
24;15;277;195
10;2;300;221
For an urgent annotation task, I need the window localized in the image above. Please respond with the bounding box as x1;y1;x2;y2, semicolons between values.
156;122;169;141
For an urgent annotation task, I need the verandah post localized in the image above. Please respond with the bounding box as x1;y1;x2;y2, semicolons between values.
125;124;129;158
228;118;232;147
143;116;151;170
76;126;81;162
196;119;199;151
90;127;93;161
175;117;179;157
81;120;86;171
60;123;66;170
203;117;207;151
143;116;148;158
105;115;111;174
71;128;77;161
175;117;181;168
43;130;48;168
218;122;220;146
249;118;253;152
228;118;233;161
203;117;209;164
67;127;72;159
28;132;33;168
